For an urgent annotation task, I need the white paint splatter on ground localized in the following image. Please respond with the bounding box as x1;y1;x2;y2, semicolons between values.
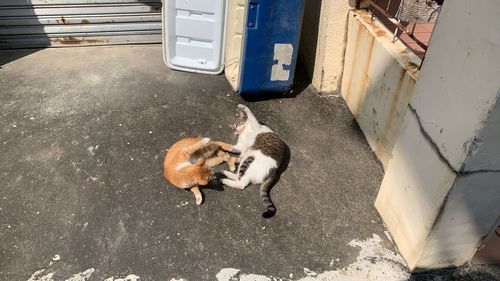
214;234;409;281
27;269;54;281
176;201;189;207
105;274;140;281
239;274;272;281
26;235;407;281
87;146;95;156
303;268;317;277
216;268;240;281
26;269;141;281
299;234;409;280
64;268;95;281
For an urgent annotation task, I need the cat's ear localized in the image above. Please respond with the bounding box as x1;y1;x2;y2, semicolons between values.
237;104;248;117
237;104;258;125
236;106;246;119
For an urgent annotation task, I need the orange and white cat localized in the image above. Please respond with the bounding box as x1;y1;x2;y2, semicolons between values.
163;137;239;205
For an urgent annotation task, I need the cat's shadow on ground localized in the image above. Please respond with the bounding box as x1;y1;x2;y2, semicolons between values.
205;172;226;191
205;143;291;218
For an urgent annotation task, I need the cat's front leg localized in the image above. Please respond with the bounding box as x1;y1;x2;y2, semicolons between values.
230;143;244;154
190;185;203;205
222;170;238;180
221;177;249;190
214;141;240;154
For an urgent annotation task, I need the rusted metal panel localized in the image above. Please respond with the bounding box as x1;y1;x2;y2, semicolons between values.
0;4;161;17
341;10;420;169
0;0;161;49
0;34;160;48
0;14;161;26
0;0;159;5
1;30;159;39
1;22;161;35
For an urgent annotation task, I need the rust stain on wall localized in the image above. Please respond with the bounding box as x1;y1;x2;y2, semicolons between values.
375;69;406;159
344;21;364;102
150;6;161;12
356;10;421;80
52;37;107;45
358;12;389;40
344;11;420;168
401;55;420;78
354;34;375;119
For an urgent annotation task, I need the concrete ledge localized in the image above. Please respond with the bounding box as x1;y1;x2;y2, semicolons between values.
341;10;421;168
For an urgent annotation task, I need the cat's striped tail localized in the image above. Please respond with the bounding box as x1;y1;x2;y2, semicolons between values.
260;169;278;218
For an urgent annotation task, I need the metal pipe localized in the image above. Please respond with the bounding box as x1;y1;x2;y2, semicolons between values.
386;0;393;12
410;21;417;35
364;0;414;36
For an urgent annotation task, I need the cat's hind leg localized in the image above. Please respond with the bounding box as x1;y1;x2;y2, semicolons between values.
221;176;250;190
204;154;225;168
223;153;240;172
185;138;211;154
190;185;203;205
230;157;241;172
213;141;234;152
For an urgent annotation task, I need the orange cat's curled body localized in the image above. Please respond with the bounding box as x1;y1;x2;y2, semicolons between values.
163;137;239;205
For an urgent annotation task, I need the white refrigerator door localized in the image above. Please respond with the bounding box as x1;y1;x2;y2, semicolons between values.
163;0;227;74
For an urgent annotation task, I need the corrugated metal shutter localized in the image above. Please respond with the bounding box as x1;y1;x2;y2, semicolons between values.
0;0;162;49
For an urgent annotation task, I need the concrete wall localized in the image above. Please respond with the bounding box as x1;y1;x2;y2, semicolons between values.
416;170;500;269
375;0;500;270
463;99;500;171
309;0;357;94
341;10;420;168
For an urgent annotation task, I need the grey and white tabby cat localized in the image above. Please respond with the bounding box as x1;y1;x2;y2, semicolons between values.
221;104;286;218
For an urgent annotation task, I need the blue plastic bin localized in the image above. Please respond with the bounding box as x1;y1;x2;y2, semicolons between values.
224;0;305;95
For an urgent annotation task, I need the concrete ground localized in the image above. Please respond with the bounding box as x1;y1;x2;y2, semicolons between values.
0;46;498;281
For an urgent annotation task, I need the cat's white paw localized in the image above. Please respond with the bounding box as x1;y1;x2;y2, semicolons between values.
237;104;248;110
221;178;245;189
195;196;203;205
223;170;237;179
230;146;241;154
201;137;210;144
